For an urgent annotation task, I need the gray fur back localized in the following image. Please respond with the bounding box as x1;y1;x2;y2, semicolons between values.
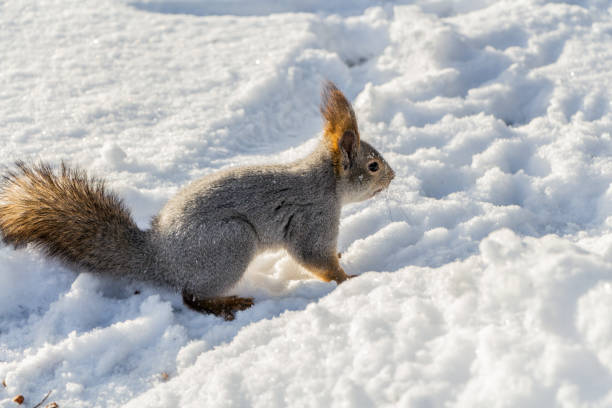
150;144;341;297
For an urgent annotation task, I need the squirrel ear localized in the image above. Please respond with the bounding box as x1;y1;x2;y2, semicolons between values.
339;130;358;170
320;81;360;165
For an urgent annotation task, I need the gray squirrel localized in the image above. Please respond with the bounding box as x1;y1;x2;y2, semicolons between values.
0;82;394;320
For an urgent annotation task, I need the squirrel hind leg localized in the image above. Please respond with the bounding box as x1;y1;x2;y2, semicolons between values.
182;290;254;321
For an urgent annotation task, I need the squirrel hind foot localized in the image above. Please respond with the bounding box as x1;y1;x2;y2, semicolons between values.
182;291;254;321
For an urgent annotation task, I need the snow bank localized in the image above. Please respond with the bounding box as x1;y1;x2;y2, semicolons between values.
127;230;612;407
2;0;612;406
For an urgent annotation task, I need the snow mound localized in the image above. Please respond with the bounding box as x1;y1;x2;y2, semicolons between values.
128;230;612;407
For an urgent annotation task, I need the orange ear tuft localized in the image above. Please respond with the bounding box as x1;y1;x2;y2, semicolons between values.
320;81;360;164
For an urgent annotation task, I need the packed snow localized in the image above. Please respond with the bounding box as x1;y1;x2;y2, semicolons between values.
2;0;612;406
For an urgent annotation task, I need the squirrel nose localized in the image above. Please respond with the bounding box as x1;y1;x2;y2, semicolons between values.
389;168;395;181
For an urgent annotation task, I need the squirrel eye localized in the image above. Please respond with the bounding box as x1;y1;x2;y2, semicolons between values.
368;161;379;172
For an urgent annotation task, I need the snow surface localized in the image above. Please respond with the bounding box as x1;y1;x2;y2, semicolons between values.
2;0;612;406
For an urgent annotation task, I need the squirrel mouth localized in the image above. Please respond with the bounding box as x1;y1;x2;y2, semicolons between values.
372;181;392;197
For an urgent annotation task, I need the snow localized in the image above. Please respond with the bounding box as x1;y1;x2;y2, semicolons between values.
2;0;612;406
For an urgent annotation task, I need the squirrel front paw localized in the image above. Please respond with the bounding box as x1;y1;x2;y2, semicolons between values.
333;273;358;284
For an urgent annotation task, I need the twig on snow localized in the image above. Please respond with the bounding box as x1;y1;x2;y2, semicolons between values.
32;390;52;408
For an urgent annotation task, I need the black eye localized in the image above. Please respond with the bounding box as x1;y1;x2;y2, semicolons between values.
368;161;379;172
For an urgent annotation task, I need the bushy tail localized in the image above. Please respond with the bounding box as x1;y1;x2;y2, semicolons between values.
0;161;151;277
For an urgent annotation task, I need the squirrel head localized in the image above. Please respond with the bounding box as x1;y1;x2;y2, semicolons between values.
320;81;395;204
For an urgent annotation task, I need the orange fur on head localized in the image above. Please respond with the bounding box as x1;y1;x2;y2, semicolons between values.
320;81;360;171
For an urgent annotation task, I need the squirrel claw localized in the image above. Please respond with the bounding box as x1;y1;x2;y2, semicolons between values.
338;274;358;283
333;273;358;284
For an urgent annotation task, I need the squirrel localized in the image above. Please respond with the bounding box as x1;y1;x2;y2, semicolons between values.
0;82;394;320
